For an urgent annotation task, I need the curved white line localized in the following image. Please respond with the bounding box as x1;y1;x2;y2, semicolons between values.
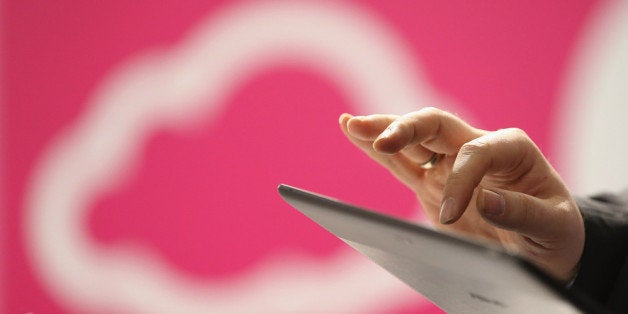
555;1;628;194
26;2;456;312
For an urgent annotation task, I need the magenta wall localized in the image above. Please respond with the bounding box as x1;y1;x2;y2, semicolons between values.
5;1;627;313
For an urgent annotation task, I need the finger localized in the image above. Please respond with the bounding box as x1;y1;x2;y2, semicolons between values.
479;187;585;280
348;114;438;163
401;144;437;165
339;113;423;188
438;128;542;224
346;114;399;141
477;188;558;239
373;107;485;155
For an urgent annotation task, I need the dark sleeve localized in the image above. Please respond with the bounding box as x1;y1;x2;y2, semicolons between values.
571;190;628;313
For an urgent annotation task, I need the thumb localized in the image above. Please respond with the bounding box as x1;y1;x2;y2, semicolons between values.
476;188;558;240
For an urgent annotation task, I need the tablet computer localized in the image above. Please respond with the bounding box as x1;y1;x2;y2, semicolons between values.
278;184;604;313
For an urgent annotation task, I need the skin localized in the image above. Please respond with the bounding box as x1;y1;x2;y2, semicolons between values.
339;107;584;282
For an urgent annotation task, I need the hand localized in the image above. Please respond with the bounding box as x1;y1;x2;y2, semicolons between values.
339;107;584;282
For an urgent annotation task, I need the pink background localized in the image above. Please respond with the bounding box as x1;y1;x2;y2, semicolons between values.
4;0;621;312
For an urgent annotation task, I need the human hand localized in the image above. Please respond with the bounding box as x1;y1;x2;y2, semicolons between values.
339;107;584;282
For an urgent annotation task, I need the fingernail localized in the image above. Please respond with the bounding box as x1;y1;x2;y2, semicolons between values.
439;197;457;224
482;189;505;217
377;124;398;140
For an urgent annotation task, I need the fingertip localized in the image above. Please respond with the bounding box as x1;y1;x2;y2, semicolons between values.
339;114;354;137
339;113;353;125
346;115;363;128
346;114;403;142
373;123;405;154
346;116;374;139
439;197;459;224
373;136;399;154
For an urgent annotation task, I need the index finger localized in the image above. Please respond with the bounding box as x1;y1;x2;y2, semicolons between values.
438;128;551;224
373;107;486;155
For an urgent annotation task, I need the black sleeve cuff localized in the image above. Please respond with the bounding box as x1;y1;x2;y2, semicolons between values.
572;194;628;311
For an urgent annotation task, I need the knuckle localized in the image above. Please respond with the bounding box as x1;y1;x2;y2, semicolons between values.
504;127;526;136
419;106;442;115
459;139;489;157
499;128;538;159
502;128;531;143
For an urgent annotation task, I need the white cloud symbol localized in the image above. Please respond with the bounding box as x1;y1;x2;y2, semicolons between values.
26;1;455;312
